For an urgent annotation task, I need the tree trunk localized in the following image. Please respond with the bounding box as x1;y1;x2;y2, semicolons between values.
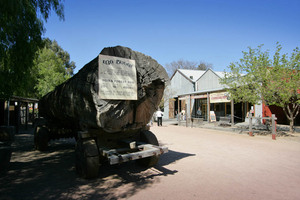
289;119;294;133
39;46;169;133
283;103;299;133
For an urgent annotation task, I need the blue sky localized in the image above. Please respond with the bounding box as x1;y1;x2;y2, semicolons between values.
44;0;300;74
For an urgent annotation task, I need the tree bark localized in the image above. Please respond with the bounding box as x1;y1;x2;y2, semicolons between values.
39;46;169;133
290;119;294;133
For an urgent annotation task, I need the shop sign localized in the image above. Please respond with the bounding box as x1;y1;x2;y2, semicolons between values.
98;55;137;100
9;105;15;111
179;96;189;100
210;92;230;103
192;94;207;99
210;111;216;122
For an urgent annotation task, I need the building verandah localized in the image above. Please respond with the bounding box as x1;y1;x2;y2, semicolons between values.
0;96;39;133
164;68;264;126
168;90;254;125
165;68;299;127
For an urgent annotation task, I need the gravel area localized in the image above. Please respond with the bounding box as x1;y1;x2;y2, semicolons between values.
1;124;300;200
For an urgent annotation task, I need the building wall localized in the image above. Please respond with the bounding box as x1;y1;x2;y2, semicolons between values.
196;69;223;91
170;71;195;96
164;96;170;119
164;71;195;119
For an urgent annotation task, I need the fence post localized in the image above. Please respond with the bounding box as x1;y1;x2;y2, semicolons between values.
231;99;234;127
249;113;253;136
272;114;277;140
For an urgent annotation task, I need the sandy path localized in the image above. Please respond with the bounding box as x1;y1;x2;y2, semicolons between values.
130;125;300;200
0;125;299;200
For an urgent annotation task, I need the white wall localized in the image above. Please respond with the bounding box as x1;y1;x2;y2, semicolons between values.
197;70;223;91
164;71;195;119
171;71;194;96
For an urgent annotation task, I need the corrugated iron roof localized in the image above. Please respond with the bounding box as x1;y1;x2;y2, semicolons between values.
177;69;206;82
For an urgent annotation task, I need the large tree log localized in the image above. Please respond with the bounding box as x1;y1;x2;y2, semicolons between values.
39;46;168;133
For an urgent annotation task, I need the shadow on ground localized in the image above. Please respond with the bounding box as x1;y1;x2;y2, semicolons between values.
0;133;195;200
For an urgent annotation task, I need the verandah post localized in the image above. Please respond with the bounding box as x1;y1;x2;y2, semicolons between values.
249;113;253;136
272;114;277;140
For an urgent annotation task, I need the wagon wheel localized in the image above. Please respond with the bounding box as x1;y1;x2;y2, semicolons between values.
75;138;100;179
136;130;160;167
34;126;49;151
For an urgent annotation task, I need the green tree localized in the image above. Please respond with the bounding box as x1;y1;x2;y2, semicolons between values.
0;0;64;98
221;44;300;132
32;39;74;98
44;38;75;76
33;47;71;98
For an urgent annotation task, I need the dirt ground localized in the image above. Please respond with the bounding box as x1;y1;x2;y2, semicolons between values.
1;124;300;200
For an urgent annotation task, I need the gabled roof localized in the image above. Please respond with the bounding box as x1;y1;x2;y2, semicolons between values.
195;68;226;81
214;71;226;78
170;69;206;83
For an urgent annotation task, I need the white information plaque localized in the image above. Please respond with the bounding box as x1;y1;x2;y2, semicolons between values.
98;55;137;100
